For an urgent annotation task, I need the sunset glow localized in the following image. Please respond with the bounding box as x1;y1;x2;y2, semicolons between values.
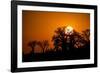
65;26;73;34
22;10;90;54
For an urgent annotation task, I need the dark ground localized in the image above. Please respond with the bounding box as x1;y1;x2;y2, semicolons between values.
22;47;90;62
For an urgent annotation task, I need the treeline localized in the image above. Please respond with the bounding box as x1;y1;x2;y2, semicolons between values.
23;26;90;62
27;26;90;54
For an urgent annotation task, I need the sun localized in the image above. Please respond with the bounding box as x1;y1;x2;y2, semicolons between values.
65;25;73;34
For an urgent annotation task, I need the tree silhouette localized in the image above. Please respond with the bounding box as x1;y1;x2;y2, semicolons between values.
73;29;90;48
71;30;86;48
82;29;90;42
52;27;66;51
23;27;90;62
37;40;49;53
52;26;90;52
81;29;90;48
28;40;37;53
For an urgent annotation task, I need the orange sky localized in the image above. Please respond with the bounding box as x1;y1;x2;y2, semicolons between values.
22;10;90;54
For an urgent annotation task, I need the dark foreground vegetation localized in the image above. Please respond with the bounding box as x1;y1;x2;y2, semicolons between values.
23;26;90;62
